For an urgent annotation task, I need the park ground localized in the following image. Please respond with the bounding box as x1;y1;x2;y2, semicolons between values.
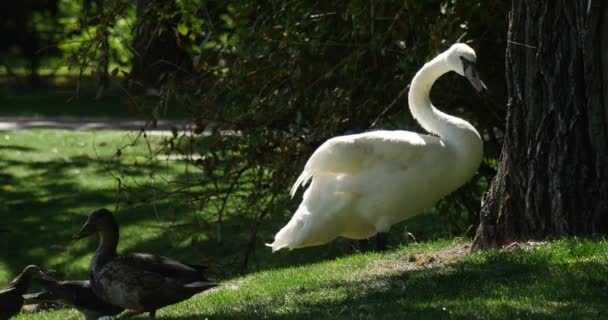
1;90;607;319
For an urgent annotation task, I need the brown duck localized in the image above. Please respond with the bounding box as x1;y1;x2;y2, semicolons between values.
73;208;216;318
0;265;45;320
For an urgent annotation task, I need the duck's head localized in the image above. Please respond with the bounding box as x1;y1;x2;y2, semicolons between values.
73;208;114;240
21;265;45;278
444;43;486;92
10;265;47;287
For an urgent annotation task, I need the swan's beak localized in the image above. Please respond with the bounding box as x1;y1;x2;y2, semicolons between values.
464;64;487;93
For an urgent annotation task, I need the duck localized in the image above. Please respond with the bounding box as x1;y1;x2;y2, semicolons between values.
73;208;217;318
0;265;46;320
26;277;123;320
268;43;486;252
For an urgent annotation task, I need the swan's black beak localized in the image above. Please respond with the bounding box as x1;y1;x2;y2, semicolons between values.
461;57;487;93
464;63;487;93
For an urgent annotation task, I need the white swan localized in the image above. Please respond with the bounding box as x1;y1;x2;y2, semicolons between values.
268;43;486;252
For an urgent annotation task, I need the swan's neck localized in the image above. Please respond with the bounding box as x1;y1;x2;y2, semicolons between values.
408;53;472;139
407;52;483;176
91;223;118;277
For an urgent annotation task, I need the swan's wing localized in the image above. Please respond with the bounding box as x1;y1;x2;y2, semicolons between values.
291;130;444;196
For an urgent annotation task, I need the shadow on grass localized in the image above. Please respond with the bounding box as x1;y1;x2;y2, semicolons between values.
0;148;196;280
0;141;347;284
0;87;188;119
0;129;481;286
158;248;608;320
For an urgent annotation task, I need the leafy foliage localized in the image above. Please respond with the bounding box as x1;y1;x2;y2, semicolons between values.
5;0;509;270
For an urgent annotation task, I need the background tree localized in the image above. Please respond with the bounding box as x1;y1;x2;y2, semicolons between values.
94;0;510;270
473;0;608;249
0;0;60;89
1;0;510;271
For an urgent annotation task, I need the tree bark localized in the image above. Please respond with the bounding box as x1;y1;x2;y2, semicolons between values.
473;0;608;249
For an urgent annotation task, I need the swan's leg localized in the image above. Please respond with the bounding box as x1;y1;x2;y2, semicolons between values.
353;239;369;252
375;232;389;251
149;310;157;318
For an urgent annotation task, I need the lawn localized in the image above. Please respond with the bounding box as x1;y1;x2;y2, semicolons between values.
10;238;608;320
0;88;188;119
0;129;197;283
0;129;379;284
1;129;607;319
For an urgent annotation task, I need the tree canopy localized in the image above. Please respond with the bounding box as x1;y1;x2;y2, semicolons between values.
1;0;510;267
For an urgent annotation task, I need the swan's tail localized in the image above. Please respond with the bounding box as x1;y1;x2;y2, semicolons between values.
289;170;313;197
266;206;307;252
290;146;327;197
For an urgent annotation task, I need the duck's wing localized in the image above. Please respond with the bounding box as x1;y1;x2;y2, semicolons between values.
290;130;444;196
118;253;209;282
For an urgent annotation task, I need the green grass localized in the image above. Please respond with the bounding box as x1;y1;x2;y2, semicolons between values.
1;89;130;118
2;129;607;319
0;129;197;283
0;88;188;119
0;129;374;282
12;238;608;320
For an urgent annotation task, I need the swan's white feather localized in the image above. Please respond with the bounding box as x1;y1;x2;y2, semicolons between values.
269;43;483;252
273;131;460;252
291;130;443;196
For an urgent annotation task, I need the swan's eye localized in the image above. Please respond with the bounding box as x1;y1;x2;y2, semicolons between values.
459;56;474;71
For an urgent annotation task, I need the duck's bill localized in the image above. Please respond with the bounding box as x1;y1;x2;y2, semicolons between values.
464;64;487;93
72;222;95;239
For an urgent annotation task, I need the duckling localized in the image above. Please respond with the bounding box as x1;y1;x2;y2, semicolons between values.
73;208;216;318
0;265;45;320
26;277;123;320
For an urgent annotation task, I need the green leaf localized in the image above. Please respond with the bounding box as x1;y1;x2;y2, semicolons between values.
177;23;189;36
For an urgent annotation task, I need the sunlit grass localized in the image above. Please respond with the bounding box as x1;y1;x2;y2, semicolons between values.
2;129;607;319
0;129;194;285
12;239;608;320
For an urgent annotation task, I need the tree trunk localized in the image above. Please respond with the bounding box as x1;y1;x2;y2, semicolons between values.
473;0;608;249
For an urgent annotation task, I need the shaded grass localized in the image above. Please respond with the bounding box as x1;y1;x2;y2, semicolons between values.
1;89;132;118
0;129;198;284
2;129;607;319
0;88;187;119
0;129;386;284
13;239;608;320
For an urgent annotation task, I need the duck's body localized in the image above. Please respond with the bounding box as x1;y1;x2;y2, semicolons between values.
91;253;214;316
26;278;123;320
74;209;216;318
0;265;45;320
269;43;485;252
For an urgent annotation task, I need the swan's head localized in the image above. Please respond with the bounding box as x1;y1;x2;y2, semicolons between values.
444;43;486;92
